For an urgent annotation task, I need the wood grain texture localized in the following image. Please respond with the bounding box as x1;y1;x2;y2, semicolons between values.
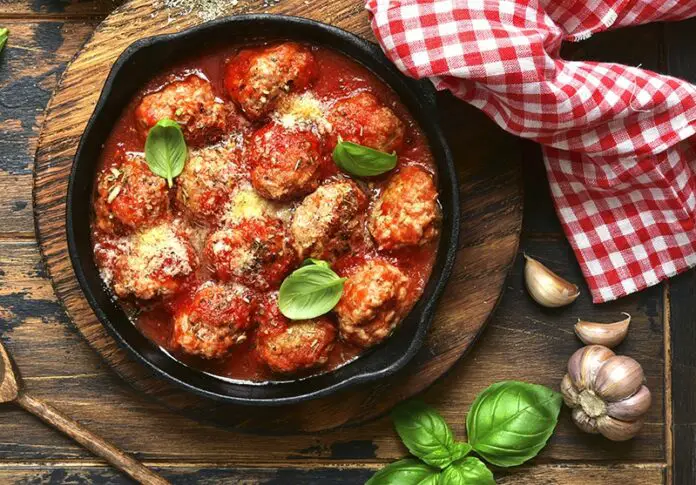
15;393;170;484
0;21;98;235
665;17;696;485
32;0;524;431
0;464;667;484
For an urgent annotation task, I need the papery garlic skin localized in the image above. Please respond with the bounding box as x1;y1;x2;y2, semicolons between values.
561;345;651;441
524;255;580;308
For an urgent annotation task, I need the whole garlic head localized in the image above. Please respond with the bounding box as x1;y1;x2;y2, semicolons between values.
561;345;651;441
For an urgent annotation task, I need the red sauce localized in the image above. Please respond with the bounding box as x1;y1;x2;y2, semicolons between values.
91;42;439;382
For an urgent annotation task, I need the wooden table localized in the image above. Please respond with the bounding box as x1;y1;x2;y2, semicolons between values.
0;1;694;483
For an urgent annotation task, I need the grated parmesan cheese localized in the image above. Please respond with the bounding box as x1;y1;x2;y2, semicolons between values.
221;185;292;225
272;92;332;134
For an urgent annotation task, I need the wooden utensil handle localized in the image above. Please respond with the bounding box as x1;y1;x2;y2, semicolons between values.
16;393;170;485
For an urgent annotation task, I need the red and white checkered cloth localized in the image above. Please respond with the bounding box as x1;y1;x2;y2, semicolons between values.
366;0;696;303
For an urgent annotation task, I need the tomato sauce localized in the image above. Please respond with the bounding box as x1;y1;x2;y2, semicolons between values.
91;41;440;383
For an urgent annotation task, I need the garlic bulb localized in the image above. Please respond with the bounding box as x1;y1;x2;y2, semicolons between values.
561;345;651;441
574;313;631;348
524;255;580;307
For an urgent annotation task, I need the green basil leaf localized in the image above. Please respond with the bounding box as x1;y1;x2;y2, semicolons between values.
449;442;473;462
301;258;330;268
392;401;466;469
366;459;439;485
333;138;397;177
441;457;495;485
144;118;187;187
466;381;562;467
278;264;346;320
0;28;8;53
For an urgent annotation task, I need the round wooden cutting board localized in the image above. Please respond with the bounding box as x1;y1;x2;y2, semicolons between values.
33;0;523;433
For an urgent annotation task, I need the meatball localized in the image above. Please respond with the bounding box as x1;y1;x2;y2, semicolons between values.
291;180;367;261
204;217;296;290
369;166;440;250
176;141;244;223
172;283;255;359
255;293;336;374
95;151;169;235
248;122;324;200
334;259;410;347
135;75;232;146
112;222;198;300
327;92;405;153
224;42;316;120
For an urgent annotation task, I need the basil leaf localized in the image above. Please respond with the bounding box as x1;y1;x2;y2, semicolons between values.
278;264;346;320
333;138;397;177
466;381;562;467
392;401;467;469
0;28;8;53
301;258;330;268
144;118;187;187
441;457;495;485
366;459;439;485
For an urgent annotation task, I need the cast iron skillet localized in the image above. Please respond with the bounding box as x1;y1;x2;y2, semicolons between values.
67;14;460;405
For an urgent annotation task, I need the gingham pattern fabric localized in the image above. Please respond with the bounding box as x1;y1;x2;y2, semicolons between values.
366;0;696;303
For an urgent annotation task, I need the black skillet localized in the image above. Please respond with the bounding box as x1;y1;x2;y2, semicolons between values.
67;14;460;405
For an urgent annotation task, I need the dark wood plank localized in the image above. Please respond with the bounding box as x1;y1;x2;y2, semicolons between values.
0;464;666;484
0;0;120;18
0;20;97;234
664;16;696;485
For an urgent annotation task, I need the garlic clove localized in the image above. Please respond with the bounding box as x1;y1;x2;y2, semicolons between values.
606;385;652;421
594;355;644;401
596;415;645;441
560;373;579;407
574;313;631;348
524;255;580;308
571;408;599;434
568;345;615;391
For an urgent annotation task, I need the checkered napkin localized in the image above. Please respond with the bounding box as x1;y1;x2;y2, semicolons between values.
366;0;696;303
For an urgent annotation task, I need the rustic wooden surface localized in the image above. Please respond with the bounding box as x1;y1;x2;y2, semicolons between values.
32;0;524;431
0;0;693;483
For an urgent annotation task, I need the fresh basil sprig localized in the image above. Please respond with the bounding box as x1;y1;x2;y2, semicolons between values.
144;118;187;187
467;381;562;467
392;400;471;469
367;381;563;484
278;260;346;320
332;137;397;177
0;28;8;53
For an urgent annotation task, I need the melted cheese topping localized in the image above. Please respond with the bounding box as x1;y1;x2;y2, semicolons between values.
128;224;192;277
221;184;293;225
272;92;332;133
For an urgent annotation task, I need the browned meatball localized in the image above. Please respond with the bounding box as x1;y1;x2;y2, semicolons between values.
255;293;336;374
369;166;440;250
176;141;244;223
327;92;405;153
334;259;410;347
94;151;170;235
248;122;324;200
172;283;255;359
291;180;367;261
224;42;316;120
135;75;233;146
204;217;296;290
111;222;198;300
